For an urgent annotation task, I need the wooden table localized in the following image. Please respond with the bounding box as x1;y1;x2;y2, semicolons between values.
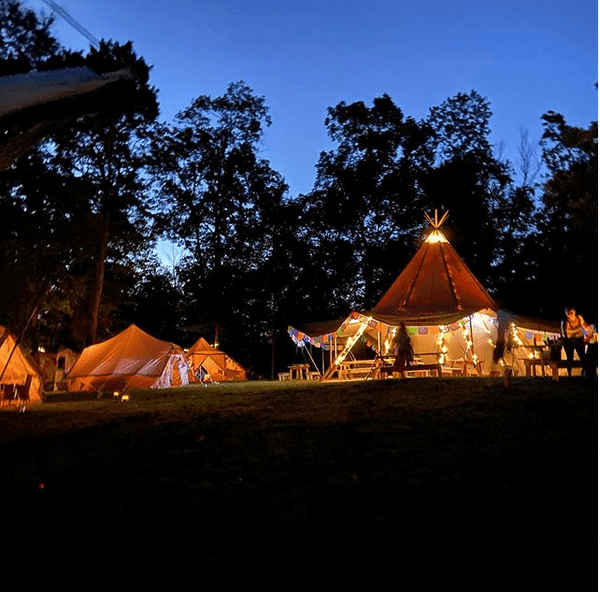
521;345;551;376
288;363;310;380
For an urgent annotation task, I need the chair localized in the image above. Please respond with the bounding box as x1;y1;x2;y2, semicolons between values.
15;374;32;405
1;384;16;406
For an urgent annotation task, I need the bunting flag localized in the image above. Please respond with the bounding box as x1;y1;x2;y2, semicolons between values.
288;321;561;357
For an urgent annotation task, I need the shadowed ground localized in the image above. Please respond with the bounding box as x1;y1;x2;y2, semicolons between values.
0;377;596;588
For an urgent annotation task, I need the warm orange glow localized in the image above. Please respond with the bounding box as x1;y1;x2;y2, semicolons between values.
334;319;371;365
425;229;448;244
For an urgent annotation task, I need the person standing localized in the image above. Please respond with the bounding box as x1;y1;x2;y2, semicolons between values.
561;307;587;376
583;322;598;377
391;323;414;377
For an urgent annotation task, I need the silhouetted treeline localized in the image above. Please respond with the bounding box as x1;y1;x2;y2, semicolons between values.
0;1;596;377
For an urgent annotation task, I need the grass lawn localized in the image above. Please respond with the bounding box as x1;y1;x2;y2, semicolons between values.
0;377;596;587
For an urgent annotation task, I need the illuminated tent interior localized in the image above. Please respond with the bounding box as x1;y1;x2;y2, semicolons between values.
289;212;561;379
66;324;193;392
0;325;44;404
187;337;248;383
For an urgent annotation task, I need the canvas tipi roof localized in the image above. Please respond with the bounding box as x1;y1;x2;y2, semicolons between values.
66;324;191;392
372;211;498;323
0;325;43;403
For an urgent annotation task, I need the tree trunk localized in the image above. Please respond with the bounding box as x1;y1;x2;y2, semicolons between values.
270;332;276;380
87;214;109;345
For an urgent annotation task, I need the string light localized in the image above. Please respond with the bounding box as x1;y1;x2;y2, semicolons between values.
334;318;371;366
383;326;397;356
436;326;448;364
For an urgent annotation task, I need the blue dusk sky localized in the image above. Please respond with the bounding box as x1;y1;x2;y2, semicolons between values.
21;0;598;197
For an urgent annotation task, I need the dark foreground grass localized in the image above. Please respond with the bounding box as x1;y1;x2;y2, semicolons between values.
0;377;596;588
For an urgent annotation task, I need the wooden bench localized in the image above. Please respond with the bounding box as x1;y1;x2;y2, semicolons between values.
549;360;586;380
522;358;591;379
380;362;443;378
339;360;378;380
406;363;443;377
441;366;463;377
340;367;374;380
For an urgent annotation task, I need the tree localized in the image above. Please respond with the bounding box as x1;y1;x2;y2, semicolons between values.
422;91;514;289
0;1;159;348
0;0;76;343
490;130;543;313
297;94;433;317
147;81;289;373
45;40;159;347
534;110;598;318
0;0;62;69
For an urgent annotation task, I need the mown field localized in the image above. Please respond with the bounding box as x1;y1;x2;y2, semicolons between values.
0;377;596;588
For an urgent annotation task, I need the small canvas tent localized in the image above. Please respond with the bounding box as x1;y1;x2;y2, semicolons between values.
187;338;247;383
36;346;79;391
66;324;193;392
288;212;561;379
0;326;43;404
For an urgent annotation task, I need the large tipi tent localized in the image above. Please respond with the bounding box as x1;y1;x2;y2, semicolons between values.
289;212;560;379
0;325;43;403
372;211;498;321
66;324;193;392
187;337;247;382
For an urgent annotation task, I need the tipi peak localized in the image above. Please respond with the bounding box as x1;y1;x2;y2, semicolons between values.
424;209;449;229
